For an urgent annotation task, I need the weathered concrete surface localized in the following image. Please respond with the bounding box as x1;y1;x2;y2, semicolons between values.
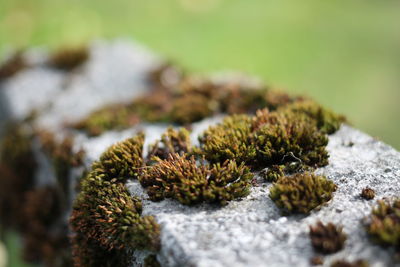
1;40;399;267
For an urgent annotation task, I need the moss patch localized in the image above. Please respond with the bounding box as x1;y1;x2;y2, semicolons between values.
141;154;253;205
70;134;160;266
48;46;89;71
0;51;27;81
365;199;400;253
269;172;337;214
309;221;347;254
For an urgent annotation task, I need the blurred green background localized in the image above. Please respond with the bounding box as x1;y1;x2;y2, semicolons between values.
1;0;399;150
0;0;399;265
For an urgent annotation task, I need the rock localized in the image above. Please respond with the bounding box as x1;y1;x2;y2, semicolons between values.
126;124;400;267
1;40;399;267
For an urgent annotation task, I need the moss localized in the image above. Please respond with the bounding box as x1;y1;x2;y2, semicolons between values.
0;51;27;81
170;92;215;124
261;163;314;182
269;172;337;214
73;103;140;136
280;100;346;134
70;134;160;266
309;221;347;254
144;254;161;267
330;259;369;267
222;86;300;115
0;123;37;228
147;127;192;161
360;187;375;200
252;109;329;167
141;153;253;206
199;114;256;164
365;199;400;252
20;186;71;267
48;46;89;71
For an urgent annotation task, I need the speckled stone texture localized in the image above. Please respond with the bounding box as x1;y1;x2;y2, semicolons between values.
1;40;399;267
125;125;400;267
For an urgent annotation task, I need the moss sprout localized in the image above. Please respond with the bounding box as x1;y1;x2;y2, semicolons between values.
253;110;329;167
48;46;89;71
280;100;345;134
73;104;140;136
222;86;299;115
365;199;400;252
0;51;27;80
330;259;369;267
360;187;375;200
269;172;337;214
199;114;256;164
147;127;192;161
309;221;347;254
70;134;160;266
141;153;253;205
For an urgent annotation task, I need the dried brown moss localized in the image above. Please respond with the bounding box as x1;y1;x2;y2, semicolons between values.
20;186;71;267
70;134;160;266
72;103;140;136
147;127;192;161
309;221;347;254
144;254;161;267
48;46;89;71
141;153;253;206
0;51;27;80
360;187;375;200
38;131;85;202
269;172;337;214
365;199;400;252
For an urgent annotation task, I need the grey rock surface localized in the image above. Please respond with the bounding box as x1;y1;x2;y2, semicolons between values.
1;40;399;267
125;125;400;267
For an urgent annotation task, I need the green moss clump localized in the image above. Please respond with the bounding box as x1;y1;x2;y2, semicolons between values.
280;100;346;134
147;127;192;161
70;134;160;266
98;132;145;181
253;110;329;167
222;86;300;115
269;172;337;214
365;199;400;252
73;104;140;136
199;114;256;164
309;221;347;254
141;153;253;206
0;51;27;80
48;46;89;71
199;107;330;170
